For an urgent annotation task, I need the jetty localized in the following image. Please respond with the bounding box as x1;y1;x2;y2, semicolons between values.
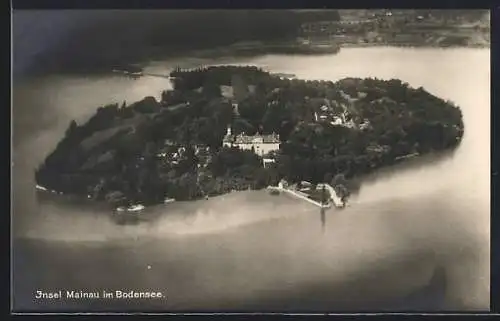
112;69;173;80
319;183;345;208
267;183;344;209
143;72;172;79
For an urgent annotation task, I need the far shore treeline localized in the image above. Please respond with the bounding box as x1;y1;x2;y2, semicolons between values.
21;10;341;75
35;66;464;207
15;10;488;77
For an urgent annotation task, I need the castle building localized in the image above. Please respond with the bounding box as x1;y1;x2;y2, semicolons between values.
222;126;280;158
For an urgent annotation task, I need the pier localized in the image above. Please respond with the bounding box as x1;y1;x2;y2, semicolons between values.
320;183;345;208
112;70;173;80
142;73;172;79
267;183;344;209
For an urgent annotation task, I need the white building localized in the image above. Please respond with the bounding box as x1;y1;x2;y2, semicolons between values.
262;158;276;169
278;179;288;189
330;116;343;126
223;126;280;158
359;119;372;130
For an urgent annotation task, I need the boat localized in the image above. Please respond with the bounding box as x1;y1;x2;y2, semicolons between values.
321;202;333;209
113;206;142;225
112;64;144;78
335;202;346;209
128;71;143;79
273;72;297;79
127;204;145;212
164;198;176;204
35;184;48;191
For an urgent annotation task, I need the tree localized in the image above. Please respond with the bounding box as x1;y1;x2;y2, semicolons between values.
238;97;267;129
202;80;222;98
133;96;160;114
323;172;333;184
65;120;78;139
331;173;347;187
335;184;350;203
254;167;270;189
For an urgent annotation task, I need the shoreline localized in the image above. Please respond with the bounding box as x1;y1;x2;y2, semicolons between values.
338;43;490;49
183;40;489;59
21;45;489;80
34;149;444;212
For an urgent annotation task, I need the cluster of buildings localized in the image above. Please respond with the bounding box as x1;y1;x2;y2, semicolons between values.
310;93;372;131
154;127;281;170
157;80;377;172
156;140;211;168
313;102;355;128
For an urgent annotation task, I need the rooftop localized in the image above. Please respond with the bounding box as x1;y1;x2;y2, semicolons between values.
224;133;280;144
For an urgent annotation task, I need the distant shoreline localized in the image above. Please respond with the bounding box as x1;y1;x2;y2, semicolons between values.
21;44;488;80
182;40;489;58
339;43;490;49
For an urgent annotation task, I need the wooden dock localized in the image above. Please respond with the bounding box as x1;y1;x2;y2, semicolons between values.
112;70;172;80
143;73;172;79
268;186;332;209
321;183;345;208
267;181;345;209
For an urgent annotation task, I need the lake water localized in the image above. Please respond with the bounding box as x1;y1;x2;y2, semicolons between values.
12;47;490;312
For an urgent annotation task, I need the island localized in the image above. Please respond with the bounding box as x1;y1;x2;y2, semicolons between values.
35;66;464;209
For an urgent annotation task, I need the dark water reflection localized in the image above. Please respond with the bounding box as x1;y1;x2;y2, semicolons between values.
12;48;489;312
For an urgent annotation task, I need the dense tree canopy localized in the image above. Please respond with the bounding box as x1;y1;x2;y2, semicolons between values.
35;66;464;207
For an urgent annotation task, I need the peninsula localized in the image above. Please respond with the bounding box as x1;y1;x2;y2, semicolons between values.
35;66;464;208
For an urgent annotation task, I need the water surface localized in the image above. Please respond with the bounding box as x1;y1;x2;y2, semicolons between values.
12;47;490;312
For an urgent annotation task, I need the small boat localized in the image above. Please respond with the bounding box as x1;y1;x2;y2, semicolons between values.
164;198;176;204
112;68;143;79
334;201;347;209
113;206;142;225
321;202;332;209
127;204;145;212
35;184;48;191
273;72;296;79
